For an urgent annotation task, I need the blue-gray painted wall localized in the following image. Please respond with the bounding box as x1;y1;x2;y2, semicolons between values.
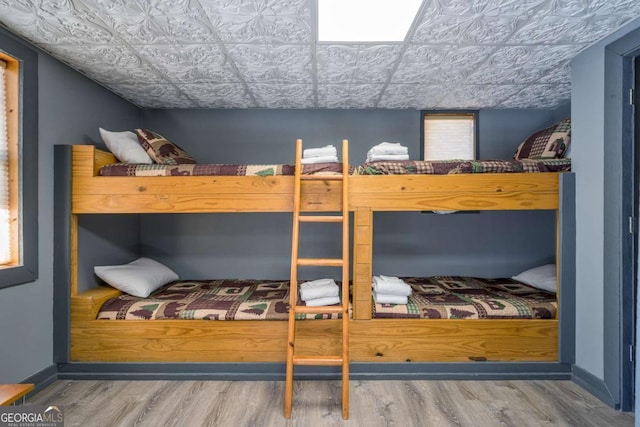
139;109;560;281
571;16;640;407
0;50;140;383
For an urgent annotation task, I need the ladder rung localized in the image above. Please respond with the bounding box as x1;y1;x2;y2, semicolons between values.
297;258;343;267
299;215;344;223
295;305;344;314
293;355;343;366
300;174;344;181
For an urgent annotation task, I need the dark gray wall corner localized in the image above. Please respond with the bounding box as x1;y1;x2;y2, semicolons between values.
559;173;576;365
53;146;72;364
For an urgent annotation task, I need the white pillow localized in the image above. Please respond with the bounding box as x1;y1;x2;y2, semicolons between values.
99;127;153;164
512;264;556;293
94;257;179;298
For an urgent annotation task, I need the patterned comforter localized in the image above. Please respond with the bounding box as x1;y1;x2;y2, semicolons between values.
356;158;571;175
99;163;349;176
97;279;343;320
373;276;556;319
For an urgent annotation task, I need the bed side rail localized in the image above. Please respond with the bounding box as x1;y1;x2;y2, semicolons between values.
72;145;117;177
71;286;122;320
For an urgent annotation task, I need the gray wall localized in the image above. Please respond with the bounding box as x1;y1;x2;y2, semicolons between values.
139;109;561;281
0;52;140;383
571;16;640;402
572;45;606;379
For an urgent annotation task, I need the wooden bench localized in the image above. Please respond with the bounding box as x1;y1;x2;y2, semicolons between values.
0;384;34;405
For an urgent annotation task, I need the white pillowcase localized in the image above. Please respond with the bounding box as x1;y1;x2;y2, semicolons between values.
94;257;179;298
99;127;153;164
512;264;556;293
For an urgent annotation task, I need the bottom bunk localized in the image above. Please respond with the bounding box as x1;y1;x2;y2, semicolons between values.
70;277;558;363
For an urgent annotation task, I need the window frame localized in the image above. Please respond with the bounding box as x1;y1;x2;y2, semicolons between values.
420;110;479;161
0;27;38;289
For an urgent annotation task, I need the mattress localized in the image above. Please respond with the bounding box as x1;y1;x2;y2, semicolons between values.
372;276;556;319
97;279;344;320
99;162;350;176
356;158;571;175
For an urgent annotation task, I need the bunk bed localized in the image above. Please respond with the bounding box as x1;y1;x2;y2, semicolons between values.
348;158;569;362
69;144;346;362
68;135;571;364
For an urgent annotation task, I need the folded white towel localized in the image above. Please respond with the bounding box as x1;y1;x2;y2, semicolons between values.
301;155;339;164
372;276;412;296
304;295;341;307
300;279;339;301
304;145;337;159
367;142;408;156
366;153;410;162
373;292;408;305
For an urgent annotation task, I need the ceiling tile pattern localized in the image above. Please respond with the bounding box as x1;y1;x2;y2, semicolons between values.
0;0;638;109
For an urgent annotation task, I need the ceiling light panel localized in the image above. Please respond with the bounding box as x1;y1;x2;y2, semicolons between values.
318;0;422;42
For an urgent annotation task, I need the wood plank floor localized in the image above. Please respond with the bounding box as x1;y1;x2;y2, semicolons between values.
27;379;633;426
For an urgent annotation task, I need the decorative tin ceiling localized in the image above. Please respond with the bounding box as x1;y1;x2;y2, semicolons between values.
0;0;638;109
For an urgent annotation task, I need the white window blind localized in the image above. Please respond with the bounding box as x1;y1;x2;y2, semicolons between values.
0;63;9;264
423;114;475;160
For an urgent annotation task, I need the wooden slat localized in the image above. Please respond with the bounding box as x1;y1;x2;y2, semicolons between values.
349;173;561;211
72;181;342;214
297;258;343;267
352;207;373;320
300;175;344;181
70;319;342;362
293;355;343;366
294;305;344;314
298;215;343;222
69;318;557;363
73;193;292;213
0;384;34;406
350;319;558;362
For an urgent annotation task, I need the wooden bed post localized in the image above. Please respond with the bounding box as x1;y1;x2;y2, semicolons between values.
70;213;78;296
353;207;373;320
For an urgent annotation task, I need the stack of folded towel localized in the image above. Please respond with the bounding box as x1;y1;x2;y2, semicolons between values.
366;142;409;162
302;145;338;164
300;278;340;306
372;275;412;305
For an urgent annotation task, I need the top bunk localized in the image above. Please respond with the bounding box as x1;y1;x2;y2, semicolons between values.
349;165;567;212
70;120;571;214
71;144;346;214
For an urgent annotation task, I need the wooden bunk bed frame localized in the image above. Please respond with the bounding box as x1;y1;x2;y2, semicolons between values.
69;144;562;363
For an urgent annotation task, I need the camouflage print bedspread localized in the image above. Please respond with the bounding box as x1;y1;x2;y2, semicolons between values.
373;276;556;319
99;163;350;176
97;279;344;320
356;158;571;175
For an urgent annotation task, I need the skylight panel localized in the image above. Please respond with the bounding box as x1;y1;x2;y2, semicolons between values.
318;0;422;42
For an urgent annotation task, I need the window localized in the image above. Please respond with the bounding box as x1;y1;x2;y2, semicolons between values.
0;27;38;289
1;56;16;266
421;111;477;160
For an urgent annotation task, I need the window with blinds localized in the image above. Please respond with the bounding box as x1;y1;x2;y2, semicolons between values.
0;59;11;266
0;29;38;288
422;112;477;160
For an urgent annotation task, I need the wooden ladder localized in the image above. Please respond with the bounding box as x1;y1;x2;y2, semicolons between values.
284;139;349;420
